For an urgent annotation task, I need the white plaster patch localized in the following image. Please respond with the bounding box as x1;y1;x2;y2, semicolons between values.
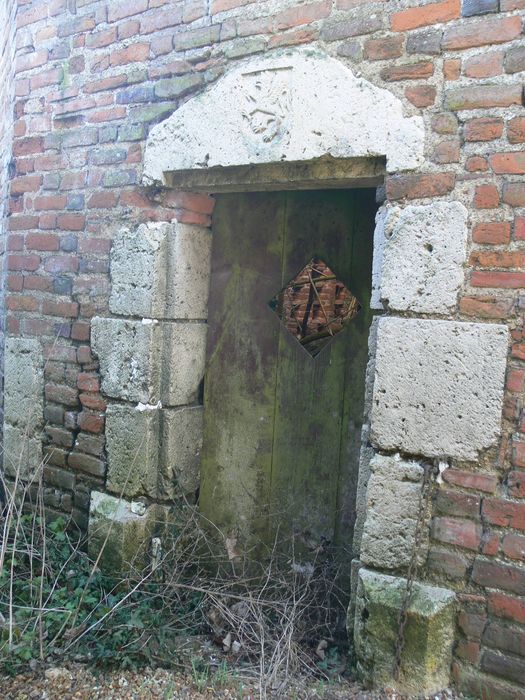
370;318;508;460
143;49;424;186
380;202;468;314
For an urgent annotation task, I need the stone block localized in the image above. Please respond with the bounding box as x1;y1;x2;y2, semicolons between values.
353;568;455;696
109;223;169;319
370;318;508;460
3;424;43;480
109;222;211;320
380;202;468;314
162;406;203;496
106;404;160;499
143;50;424;186
4;337;44;432
360;454;424;569
162;323;207;406
91;317;161;403
88;491;171;573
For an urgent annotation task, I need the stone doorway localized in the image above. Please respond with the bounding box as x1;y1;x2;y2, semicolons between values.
200;189;377;560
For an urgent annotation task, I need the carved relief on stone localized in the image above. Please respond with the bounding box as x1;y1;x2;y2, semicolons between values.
240;66;292;144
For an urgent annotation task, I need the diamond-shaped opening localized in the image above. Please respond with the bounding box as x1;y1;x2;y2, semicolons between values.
268;257;361;358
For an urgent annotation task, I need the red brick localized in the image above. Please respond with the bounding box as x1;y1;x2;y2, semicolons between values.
275;0;331;30
10;175;42;195
26;234;60;251
12;137;43;157
33;195;67;211
119;19;141;40
387;172;455;200
472;270;525;288
7;275;23;292
45;384;79;406
15;50;48;74
442;16;522;50
77;373;99;392
57;214;86;231
463;51;503;79
79;238;111;254
72;322;91;342
464;117;504;142
404;85;436;107
17;3;48;29
87;106;127;123
161;191;215;214
502;533;525;562
488;591;525;624
470;250;525;269
472;558;525;595
67;451;105;477
391;0;460;32
30;68;63;90
77;411;105;434
483;498;525;530
42;300;78;318
474;184;499;209
428;547;471;579
381;61;434;82
108;0;148;22
432;139;460;164
513;439;525;469
443;58;461;80
466;157;488;175
508;471;525;499
79;393;107;411
456;640;480;664
472;222;511;245
503;183;525;207
6;295;39;312
84;75;128;94
24;276;52;292
508;117;525;145
507;369;525;393
7;235;23;252
44;256;79;273
363;36;403;61
436;489;481;519
490;152;525;175
432;516;482;550
7;254;40;271
85;28;117;49
442;468;498;493
87;191;118;209
110;43;150;67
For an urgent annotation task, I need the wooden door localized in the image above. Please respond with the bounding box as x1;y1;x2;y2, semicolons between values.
199;189;376;560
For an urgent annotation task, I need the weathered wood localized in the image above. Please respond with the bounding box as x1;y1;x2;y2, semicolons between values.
199;190;375;560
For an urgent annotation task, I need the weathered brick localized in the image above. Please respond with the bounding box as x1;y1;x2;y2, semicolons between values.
463;51;503;79
490;152;525;175
392;0;460;32
406;29;443;55
483;498;525;530
276;0;331;30
68;452;105;478
404;85;436;107
503;183;525;207
472;558;525;595
474;183;500;209
505;46;525;75
110;43;150;67
380;61;434;81
464;117;504;142
472;222;511;244
320;13;382;41
428;547;471;579
444;84;522;110
462;0;499;16
508;471;525;499
481;650;525;686
108;0;148;22
436;489;481;519
443;16;522;50
363;35;403;61
502;533;525;562
386;172;455;200
432;516;483;550
508;117;525;145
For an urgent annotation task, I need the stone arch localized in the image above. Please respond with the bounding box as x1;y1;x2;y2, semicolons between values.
142;48;425;186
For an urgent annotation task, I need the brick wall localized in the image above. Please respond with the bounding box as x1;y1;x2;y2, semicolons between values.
0;0;18;430
3;0;525;694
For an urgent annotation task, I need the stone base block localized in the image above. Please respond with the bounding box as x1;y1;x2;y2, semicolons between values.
88;491;171;573
352;568;455;696
162;406;203;495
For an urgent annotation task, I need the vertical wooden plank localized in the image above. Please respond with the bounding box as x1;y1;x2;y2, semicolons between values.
199;192;285;551
269;190;374;557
